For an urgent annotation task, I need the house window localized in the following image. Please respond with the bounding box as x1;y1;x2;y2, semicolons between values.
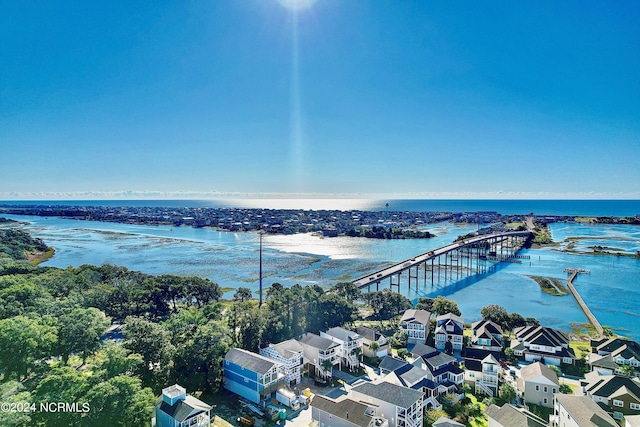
543;398;548;404
630;403;640;410
613;399;624;407
543;386;548;393
535;385;539;391
552;388;557;394
614;412;623;419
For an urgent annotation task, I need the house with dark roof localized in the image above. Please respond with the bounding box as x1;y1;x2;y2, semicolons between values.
485;403;547;427
434;313;464;353
350;382;424;427
260;339;304;386
410;343;464;398
517;361;559;408
355;325;388;358
470;319;503;351
311;395;389;427
463;347;501;397
400;309;431;345
297;332;341;379
581;372;640;420
512;325;575;366
154;384;212;427
551;394;618;427
590;338;640;375
379;358;441;410
223;348;284;404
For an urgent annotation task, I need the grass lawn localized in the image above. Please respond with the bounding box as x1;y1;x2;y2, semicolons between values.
466;394;488;427
569;341;590;359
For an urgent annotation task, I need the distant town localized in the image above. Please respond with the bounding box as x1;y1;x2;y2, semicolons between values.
0;203;592;238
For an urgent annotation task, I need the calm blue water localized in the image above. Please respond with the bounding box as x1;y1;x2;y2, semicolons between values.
2;199;640;216
2;199;639;340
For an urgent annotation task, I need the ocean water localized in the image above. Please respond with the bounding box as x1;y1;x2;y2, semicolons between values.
2;199;639;339
2;198;640;216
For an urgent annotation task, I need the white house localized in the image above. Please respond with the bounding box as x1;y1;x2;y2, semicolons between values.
297;332;340;379
260;339;304;386
551;394;617;427
321;327;363;371
400;309;431;345
351;382;424;427
434;313;464;353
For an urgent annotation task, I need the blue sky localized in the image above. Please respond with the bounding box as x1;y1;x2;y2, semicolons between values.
1;0;639;200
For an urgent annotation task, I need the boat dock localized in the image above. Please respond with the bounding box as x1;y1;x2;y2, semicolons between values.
565;268;603;337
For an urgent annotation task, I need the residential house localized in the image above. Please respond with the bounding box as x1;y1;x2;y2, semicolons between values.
589;354;621;376
551;394;618;427
410;344;465;397
400;309;431;345
581;372;640;420
485;403;547;427
355;325;389;358
223;348;284;404
625;414;640;427
321;327;363;371
517;361;559;408
463;348;502;397
297;332;340;379
434;313;464;354
260;339;304;386
511;325;576;366
311;395;389;427
155;384;212;427
590;338;640;375
470;319;504;351
380;358;442;410
432;417;465;427
350;382;424;427
379;355;410;376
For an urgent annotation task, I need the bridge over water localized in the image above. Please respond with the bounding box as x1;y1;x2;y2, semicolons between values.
352;231;532;293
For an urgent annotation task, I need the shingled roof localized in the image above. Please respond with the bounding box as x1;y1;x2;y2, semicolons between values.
225;348;280;375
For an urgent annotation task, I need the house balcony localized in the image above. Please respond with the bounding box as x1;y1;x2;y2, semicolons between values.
180;413;211;427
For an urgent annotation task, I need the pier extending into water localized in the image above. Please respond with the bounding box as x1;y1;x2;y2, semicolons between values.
352;231;531;293
565;269;603;337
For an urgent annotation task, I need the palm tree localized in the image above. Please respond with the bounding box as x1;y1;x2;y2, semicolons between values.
369;341;380;356
320;358;334;379
350;347;363;371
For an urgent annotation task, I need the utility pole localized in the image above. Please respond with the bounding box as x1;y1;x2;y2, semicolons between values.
259;232;263;307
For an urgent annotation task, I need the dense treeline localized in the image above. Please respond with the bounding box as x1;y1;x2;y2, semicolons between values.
0;227;360;427
0;228;49;262
346;226;433;239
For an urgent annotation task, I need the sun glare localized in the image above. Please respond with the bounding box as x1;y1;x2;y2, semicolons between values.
277;0;316;11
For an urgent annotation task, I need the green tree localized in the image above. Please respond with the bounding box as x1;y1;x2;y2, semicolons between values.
320;358;334;379
425;408;448;426
233;287;253;302
620;364;637;378
369;341;380;354
83;375;155;427
0;315;57;379
559;383;573;394
504;347;518;364
0;381;33;427
331;282;362;302
431;296;461;316
33;366;90;427
480;304;510;330
95;345;143;380
498;383;517;404
123;317;175;389
58;307;110;364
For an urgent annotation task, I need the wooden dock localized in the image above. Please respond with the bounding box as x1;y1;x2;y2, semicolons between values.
565;269;603;337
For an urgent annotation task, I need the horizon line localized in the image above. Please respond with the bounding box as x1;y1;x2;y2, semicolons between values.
1;190;640;201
